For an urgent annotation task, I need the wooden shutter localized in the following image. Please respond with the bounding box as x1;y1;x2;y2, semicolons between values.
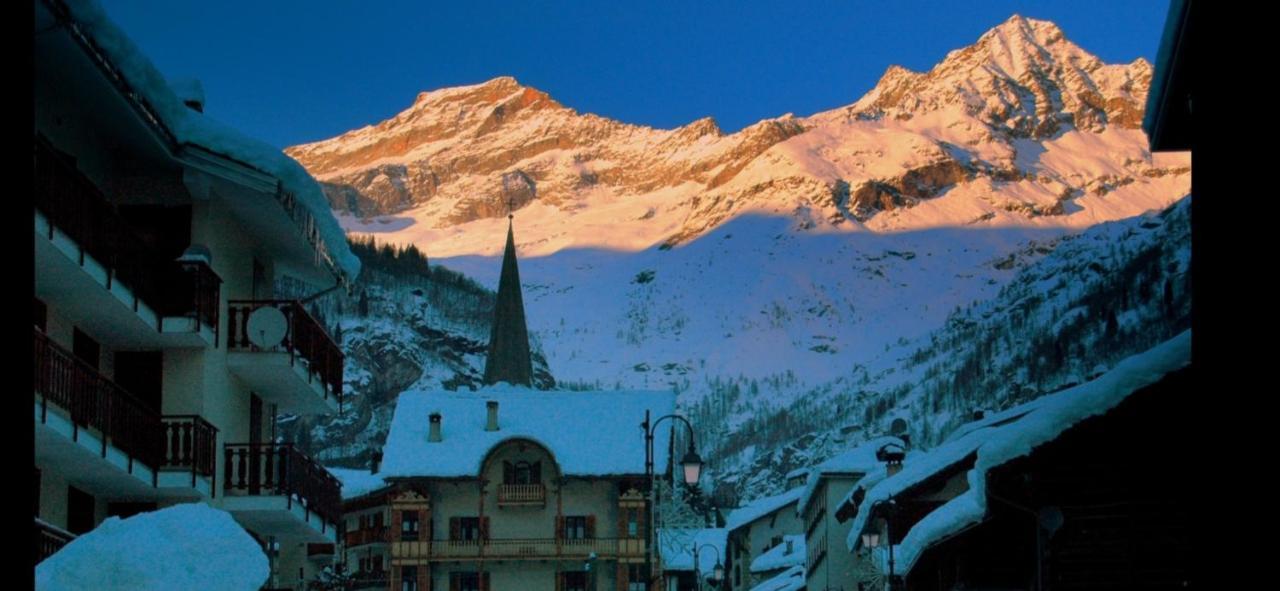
556;572;565;591
503;461;513;485
556;516;565;540
480;516;490;540
532;461;542;483
449;572;459;591
449;517;460;541
586;515;596;538
480;572;490;591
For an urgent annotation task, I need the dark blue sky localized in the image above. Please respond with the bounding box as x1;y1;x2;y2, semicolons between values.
100;0;1170;149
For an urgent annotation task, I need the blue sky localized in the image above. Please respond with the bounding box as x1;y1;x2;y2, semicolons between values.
100;0;1171;148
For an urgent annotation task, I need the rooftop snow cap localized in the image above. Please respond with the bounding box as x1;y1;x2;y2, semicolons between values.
428;412;442;442
485;400;500;431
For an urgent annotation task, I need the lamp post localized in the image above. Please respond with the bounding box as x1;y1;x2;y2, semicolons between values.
642;411;703;591
861;497;898;591
691;543;725;590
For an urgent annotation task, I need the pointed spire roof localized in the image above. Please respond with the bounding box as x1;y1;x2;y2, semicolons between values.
483;216;534;387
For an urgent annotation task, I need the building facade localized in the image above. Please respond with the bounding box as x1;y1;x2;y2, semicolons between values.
34;0;357;588
723;487;803;590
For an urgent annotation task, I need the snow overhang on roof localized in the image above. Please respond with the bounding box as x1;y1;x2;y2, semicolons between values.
795;435;908;517
48;0;362;284
747;564;805;591
749;534;805;573
844;330;1191;576
380;385;676;479
1143;0;1192;152
725;487;803;533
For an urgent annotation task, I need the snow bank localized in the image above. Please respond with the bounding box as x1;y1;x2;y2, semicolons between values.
748;564;805;591
59;0;360;282
381;384;676;478
36;503;268;591
749;534;805;573
725;486;802;532
845;330;1191;574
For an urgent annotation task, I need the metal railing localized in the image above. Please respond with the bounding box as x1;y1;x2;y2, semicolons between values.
345;526;389;547
226;300;344;404
35;518;75;564
392;537;646;561
223;443;342;526
161;415;218;490
34;328;165;471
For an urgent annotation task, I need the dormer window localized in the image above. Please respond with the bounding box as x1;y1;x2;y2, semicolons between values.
504;460;541;485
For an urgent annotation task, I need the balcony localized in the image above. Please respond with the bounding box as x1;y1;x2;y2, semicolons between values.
391;537;646;562
222;443;341;542
226;300;343;415
345;526;389;547
34;329;220;499
497;483;547;507
35;518;75;564
34;139;221;349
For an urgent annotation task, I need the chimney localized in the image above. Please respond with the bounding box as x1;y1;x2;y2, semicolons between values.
887;462;904;477
370;450;383;474
900;433;912;449
428;412;442;442
785;539;794;554
973;409;986;421
485;401;500;432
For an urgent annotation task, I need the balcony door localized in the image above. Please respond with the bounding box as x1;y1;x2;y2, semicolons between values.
72;328;99;370
66;486;94;535
114;351;162;412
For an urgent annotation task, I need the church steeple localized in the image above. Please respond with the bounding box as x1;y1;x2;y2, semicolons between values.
483;214;534;387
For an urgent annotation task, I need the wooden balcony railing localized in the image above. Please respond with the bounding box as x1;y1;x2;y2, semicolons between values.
34;139;221;332
161;415;218;490
497;483;547;506
35;518;75;564
224;443;342;526
392;537;646;561
226;300;344;405
34;328;165;472
345;526;389;547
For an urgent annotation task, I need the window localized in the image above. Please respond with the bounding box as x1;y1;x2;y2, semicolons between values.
628;564;646;591
401;512;419;542
626;508;639;537
401;566;418;591
562;572;587;591
504;460;542;484
451;572;481;591
564;516;587;540
452;517;482;541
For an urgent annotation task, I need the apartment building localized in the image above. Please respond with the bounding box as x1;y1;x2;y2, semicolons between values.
33;0;358;588
723;487;803;590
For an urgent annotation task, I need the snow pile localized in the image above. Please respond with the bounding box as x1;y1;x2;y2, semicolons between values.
36;503;268;591
796;435;909;517
748;564;805;591
58;0;360;282
845;330;1191;574
658;528;727;572
750;535;805;573
725;487;803;532
381;384;675;478
328;467;390;500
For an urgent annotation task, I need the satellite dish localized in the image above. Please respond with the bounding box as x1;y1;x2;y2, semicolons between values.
889;418;908;435
246;306;288;349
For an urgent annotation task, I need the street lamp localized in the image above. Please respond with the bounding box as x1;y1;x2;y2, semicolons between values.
692;543;724;589
642;411;702;590
861;498;898;591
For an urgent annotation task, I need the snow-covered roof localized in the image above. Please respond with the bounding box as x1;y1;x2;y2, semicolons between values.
658;528;728;572
748;564;805;591
846;330;1191;575
784;467;808;481
35;504;268;590
381;384;676;478
796;435;910;517
725;486;803;533
56;0;360;282
328;467;391;500
750;534;805;573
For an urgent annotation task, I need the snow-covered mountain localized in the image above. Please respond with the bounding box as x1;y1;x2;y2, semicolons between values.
286;15;1190;499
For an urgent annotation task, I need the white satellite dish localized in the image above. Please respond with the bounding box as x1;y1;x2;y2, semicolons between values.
246;306;288;349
